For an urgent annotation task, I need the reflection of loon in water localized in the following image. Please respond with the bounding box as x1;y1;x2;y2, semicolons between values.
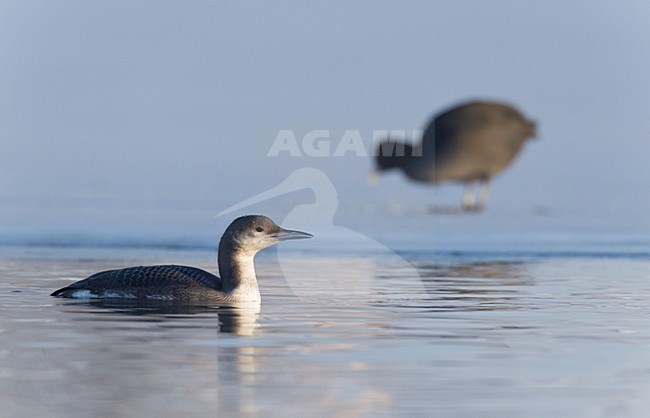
51;216;312;303
64;299;262;336
219;168;425;300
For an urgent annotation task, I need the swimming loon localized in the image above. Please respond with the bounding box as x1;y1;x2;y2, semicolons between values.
51;215;312;303
373;100;536;211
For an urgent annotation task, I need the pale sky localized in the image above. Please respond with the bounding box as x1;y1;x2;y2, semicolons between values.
2;1;650;240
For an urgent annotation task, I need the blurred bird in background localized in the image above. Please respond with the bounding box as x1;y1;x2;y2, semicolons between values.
372;100;536;212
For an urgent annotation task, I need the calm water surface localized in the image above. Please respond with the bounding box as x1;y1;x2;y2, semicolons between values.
2;230;650;417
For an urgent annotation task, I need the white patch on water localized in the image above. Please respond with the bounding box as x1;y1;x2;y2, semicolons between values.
70;290;100;299
103;291;137;299
69;290;138;299
145;294;174;301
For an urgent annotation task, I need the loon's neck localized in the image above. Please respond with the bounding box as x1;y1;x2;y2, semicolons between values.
218;242;261;301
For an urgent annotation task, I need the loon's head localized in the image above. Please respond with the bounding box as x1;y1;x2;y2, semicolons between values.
220;215;312;254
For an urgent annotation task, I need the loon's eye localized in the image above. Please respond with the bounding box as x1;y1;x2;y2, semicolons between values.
256;226;264;232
